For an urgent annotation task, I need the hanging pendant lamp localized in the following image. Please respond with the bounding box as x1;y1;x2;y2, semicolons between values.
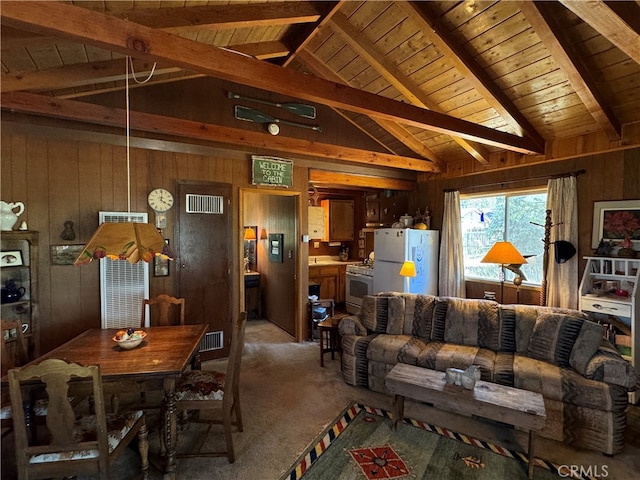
74;57;173;265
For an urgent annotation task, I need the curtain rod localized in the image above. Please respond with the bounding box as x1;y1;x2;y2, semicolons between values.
443;169;586;193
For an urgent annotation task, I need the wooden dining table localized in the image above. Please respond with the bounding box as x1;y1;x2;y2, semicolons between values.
10;324;207;479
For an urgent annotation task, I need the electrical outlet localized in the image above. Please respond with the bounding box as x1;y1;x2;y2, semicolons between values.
314;241;320;249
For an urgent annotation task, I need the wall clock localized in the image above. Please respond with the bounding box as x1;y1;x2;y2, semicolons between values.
147;188;174;228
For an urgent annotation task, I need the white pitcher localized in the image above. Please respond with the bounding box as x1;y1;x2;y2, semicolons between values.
0;201;25;231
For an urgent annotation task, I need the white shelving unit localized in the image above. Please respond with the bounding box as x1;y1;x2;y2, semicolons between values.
579;256;639;403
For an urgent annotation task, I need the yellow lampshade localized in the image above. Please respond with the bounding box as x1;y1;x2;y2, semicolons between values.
481;241;527;266
74;222;174;265
244;228;257;240
399;260;417;277
260;228;268;240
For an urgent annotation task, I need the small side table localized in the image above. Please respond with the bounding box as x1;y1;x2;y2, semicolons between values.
318;317;340;367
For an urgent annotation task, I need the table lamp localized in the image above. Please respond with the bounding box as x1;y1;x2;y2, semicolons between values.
399;260;416;293
480;241;527;303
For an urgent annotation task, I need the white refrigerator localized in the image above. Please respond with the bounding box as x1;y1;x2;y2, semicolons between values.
372;228;439;294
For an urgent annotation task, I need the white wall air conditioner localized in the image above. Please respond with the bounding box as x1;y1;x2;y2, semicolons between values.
99;212;150;329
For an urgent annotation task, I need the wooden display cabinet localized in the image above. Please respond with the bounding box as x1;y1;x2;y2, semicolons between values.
1;231;39;361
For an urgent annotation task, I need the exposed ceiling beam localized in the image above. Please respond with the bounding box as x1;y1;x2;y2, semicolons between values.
297;49;445;166
309;170;416;191
0;1;542;154
110;2;321;33
1;40;290;94
558;0;640;64
518;1;621;140
1;91;438;173
1;59;179;93
330;11;492;166
399;1;546;151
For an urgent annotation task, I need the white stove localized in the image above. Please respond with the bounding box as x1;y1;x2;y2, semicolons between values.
346;264;374;276
345;263;374;313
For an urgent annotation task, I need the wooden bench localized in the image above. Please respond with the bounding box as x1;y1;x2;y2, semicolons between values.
385;363;546;479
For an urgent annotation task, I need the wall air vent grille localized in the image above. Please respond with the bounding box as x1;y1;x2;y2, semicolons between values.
99;212;149;330
186;194;224;214
200;331;223;352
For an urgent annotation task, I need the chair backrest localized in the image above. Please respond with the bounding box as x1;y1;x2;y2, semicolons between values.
224;312;248;408
141;294;185;327
1;320;29;377
8;358;111;477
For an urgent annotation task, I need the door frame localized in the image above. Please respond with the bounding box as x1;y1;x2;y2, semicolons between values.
240;188;302;340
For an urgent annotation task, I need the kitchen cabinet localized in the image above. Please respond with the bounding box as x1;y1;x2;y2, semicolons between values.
308;206;325;240
365;194;408;227
579;256;639;403
321;199;354;242
1;231;39;361
309;264;347;304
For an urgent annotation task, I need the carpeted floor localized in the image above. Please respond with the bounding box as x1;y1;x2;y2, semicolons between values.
3;319;640;479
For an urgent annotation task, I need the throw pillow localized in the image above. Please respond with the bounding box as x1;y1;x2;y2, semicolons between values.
570;319;606;375
528;313;587;367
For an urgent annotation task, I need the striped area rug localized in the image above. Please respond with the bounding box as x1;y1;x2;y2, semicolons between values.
280;402;596;480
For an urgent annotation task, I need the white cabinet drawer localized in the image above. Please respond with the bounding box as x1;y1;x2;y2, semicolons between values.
581;297;632;317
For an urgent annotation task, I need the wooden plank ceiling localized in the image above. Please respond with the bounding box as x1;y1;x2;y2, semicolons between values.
1;1;639;191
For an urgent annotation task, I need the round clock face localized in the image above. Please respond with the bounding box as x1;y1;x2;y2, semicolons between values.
147;188;174;213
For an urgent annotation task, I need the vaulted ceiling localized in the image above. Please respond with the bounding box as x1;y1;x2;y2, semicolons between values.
2;1;639;189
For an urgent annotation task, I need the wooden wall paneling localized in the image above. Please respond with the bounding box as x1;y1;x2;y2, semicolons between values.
132;147;150;214
24;136;50;351
623;148;640;198
97;144;115;233
76;141;101;341
47;139;83;350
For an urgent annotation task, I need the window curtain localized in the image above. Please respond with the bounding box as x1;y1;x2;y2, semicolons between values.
439;190;466;297
546;176;578;309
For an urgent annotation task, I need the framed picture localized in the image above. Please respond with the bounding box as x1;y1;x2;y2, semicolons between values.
0;250;23;267
51;245;84;265
591;200;640;248
268;233;284;263
153;239;170;277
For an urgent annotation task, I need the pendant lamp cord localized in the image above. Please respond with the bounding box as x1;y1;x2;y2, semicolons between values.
125;57;157;214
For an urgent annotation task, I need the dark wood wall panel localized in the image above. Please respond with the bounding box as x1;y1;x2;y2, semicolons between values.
2;129;314;352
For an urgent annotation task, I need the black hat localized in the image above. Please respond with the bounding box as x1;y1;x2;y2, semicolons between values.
554;240;576;264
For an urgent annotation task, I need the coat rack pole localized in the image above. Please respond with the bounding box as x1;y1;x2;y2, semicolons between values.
539;209;552;306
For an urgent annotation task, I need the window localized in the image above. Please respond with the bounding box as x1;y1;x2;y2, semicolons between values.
460;190;547;285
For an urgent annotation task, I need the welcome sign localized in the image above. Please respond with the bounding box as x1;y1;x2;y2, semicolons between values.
252;156;293;187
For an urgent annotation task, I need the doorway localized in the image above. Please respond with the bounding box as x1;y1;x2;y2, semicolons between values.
242;189;298;337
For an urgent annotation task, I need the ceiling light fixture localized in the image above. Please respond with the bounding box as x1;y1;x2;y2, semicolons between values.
75;57;173;265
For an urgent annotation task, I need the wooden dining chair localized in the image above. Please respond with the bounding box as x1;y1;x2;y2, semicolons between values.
8;358;149;480
2;319;30;439
141;294;185;327
174;311;248;463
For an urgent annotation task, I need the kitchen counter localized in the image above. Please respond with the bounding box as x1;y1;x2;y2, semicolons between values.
308;256;361;267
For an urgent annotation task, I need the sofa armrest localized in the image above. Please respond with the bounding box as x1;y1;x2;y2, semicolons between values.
583;342;639;391
339;315;368;336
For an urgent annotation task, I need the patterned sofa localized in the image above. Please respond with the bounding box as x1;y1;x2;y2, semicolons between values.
339;293;639;455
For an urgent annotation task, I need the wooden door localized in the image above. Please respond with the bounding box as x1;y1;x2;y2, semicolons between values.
176;181;231;360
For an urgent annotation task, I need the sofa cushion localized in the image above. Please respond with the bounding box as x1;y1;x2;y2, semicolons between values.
510;354;628;412
413;342;495;382
500;305;590;355
528;313;590;368
431;297;500;351
360;295;401;333
366;334;412;364
383;295;408;335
